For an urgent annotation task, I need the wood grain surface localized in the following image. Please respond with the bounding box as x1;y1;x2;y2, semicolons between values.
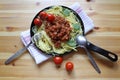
0;0;120;80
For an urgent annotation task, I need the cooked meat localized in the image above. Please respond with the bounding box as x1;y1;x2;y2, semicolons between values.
45;15;72;48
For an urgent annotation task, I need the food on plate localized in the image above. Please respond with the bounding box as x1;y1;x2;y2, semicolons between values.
32;6;83;55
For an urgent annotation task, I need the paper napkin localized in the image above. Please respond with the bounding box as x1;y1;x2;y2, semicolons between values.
20;2;94;64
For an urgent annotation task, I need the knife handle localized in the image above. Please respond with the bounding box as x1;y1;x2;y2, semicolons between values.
5;42;32;65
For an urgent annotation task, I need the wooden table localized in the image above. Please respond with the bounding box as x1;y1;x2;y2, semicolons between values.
0;0;120;80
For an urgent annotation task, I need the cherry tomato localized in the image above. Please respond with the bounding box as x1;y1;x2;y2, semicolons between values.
65;62;74;71
39;11;47;20
53;56;63;65
47;14;55;22
34;18;42;26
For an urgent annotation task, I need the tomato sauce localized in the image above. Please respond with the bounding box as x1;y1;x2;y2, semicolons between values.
45;15;72;48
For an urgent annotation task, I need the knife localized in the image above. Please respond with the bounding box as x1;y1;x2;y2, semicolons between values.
5;42;32;65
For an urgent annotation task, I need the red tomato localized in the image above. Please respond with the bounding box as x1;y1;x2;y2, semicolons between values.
53;56;63;65
34;18;42;26
47;14;55;22
39;11;47;20
65;62;74;71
